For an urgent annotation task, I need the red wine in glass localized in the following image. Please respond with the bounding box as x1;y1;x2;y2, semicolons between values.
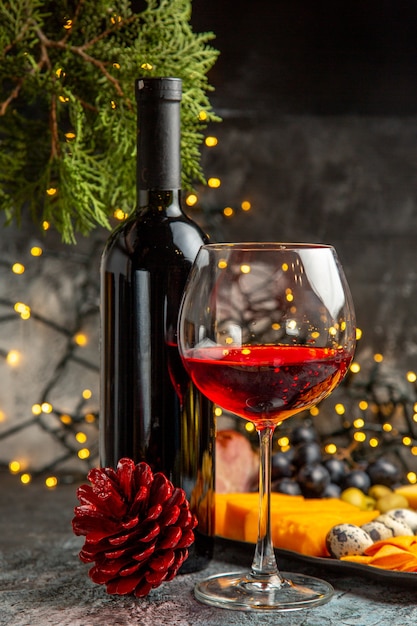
182;344;352;426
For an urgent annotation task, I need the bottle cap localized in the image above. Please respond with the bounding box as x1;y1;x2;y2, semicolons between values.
136;77;182;102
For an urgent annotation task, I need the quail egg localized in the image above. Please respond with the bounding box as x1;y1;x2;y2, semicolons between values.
383;508;417;533
374;513;414;537
360;520;395;542
326;523;373;558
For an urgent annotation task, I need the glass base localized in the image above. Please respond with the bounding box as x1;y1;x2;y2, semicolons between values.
194;571;334;612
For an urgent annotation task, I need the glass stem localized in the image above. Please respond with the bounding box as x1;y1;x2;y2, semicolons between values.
251;425;283;580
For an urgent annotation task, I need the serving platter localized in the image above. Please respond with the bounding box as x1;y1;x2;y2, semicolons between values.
215;536;417;588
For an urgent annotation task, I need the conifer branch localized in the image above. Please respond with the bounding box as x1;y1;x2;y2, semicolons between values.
0;0;220;243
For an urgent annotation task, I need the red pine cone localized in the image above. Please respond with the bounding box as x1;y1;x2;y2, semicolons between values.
72;458;197;597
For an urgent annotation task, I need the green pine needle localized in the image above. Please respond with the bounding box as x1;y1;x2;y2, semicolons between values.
0;0;220;243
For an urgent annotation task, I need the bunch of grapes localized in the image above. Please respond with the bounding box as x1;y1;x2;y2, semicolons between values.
270;425;403;500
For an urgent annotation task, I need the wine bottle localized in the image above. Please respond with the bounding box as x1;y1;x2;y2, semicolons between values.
99;77;214;572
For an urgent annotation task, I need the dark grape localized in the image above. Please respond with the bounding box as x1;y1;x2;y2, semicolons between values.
297;463;330;498
322;482;342;498
323;458;348;485
272;477;302;496
292;441;322;468
367;458;401;487
290;425;318;446
342;469;371;493
271;452;293;480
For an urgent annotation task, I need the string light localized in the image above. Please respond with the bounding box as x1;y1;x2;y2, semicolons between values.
407;371;417;383
74;333;88;346
113;208;128;220
6;350;21;366
205;136;218;147
12;263;25;274
9;460;21;473
1;154;417;490
186;193;198;206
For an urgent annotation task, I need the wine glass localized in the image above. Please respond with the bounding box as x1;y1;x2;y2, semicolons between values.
178;243;356;611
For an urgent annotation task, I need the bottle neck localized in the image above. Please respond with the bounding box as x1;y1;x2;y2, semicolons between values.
136;87;181;194
138;188;182;217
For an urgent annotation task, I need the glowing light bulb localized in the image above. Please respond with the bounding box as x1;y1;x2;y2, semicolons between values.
14;302;31;319
241;201;251;211
198;110;208;121
350;362;361;373
335;403;345;415
82;389;92;400
12;263;25;274
45;476;58;488
6;350;21;366
31;246;43;257
223;207;233;217
76;432;87;444
140;62;153;70
9;461;21;473
205;136;218;147
113;208;127;220
324;443;337;455
186;193;198;206
373;353;383;363
407;472;417;484
356;328;362;340
74;333;88;346
406;371;417;383
208;177;221;188
78;448;90;459
42;402;53;414
354;431;366;442
20;473;32;484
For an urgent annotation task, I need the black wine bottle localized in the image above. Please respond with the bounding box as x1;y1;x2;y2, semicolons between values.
99;77;214;572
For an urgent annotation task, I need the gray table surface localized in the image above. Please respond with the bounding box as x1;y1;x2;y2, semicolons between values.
1;471;416;626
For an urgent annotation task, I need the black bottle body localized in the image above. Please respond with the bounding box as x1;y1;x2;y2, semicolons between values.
100;78;214;572
100;196;215;570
